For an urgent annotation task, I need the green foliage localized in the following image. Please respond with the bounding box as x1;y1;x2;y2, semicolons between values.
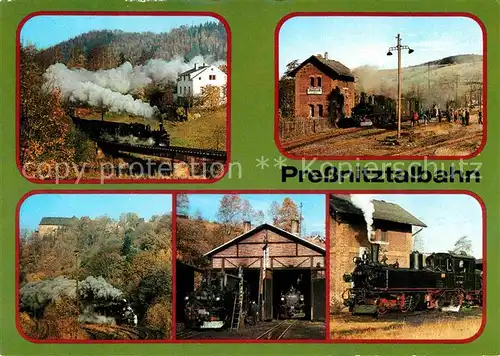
279;77;295;119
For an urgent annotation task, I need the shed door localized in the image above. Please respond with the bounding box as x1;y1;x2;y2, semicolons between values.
311;268;326;321
263;269;273;321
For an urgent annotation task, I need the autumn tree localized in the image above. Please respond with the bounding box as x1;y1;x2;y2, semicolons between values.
450;236;473;256
328;87;345;127
197;85;221;110
67;46;86;69
217;194;244;234
413;233;425;252
275;197;300;232
176;194;190;216
279;77;295;119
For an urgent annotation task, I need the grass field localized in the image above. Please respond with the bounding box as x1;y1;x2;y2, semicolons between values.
76;106;227;150
330;309;483;340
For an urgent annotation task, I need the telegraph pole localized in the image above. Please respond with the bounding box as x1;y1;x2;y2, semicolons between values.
387;34;414;140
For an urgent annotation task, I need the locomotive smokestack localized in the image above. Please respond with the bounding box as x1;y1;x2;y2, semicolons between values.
291;219;299;236
243;221;252;233
194;63;198;70
324;52;328;60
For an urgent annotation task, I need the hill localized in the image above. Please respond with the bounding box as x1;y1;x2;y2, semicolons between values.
35;21;227;69
353;54;483;106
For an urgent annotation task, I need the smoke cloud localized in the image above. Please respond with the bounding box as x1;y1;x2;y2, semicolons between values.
42;55;226;119
20;276;124;311
350;195;375;240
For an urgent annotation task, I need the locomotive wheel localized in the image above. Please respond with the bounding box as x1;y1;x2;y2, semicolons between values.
376;305;388;317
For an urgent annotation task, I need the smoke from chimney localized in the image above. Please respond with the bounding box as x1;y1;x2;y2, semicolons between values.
243;221;252;232
349;195;375;241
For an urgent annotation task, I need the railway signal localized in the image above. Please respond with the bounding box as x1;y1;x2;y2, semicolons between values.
387;34;414;140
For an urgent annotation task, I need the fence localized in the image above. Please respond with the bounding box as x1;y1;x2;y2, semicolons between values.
278;118;333;141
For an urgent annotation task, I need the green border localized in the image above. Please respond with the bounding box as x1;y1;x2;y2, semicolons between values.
2;0;499;354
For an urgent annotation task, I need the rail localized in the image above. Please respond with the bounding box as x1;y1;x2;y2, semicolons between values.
96;140;227;161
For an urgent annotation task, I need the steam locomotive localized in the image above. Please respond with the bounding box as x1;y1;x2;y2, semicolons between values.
344;94;420;128
279;286;306;319
183;271;247;329
343;250;482;315
71;116;170;147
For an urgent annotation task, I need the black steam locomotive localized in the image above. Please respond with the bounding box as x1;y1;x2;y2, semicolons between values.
343;250;482;315
184;271;247;329
345;94;420;128
279;286;305;319
71;116;170;147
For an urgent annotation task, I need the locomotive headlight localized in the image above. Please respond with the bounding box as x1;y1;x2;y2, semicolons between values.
300;295;304;301
215;296;221;301
184;296;189;301
281;297;285;301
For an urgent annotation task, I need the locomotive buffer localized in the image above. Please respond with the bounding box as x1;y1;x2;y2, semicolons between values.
230;268;245;331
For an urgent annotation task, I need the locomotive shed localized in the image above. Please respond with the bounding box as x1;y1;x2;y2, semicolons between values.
204;222;326;326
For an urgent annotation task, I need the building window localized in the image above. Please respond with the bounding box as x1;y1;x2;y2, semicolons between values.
309;104;315;117
317;77;322;87
317;104;323;117
380;229;388;242
310;77;315;87
209;74;216;80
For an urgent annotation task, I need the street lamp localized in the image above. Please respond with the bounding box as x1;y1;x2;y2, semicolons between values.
387;33;414;139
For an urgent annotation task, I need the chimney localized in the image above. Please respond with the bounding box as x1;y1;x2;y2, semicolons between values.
243;221;252;232
291;219;299;236
324;52;328;60
194;63;197;70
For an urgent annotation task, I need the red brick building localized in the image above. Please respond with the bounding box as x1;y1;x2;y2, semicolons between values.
329;195;426;306
289;53;355;118
204;222;326;321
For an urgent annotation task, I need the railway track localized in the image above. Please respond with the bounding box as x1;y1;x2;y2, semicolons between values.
82;324;163;340
97;140;227;161
176;329;204;340
256;319;297;340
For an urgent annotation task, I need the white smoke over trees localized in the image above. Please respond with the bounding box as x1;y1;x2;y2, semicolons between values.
20;275;124;311
350;194;375;240
42;55;226;119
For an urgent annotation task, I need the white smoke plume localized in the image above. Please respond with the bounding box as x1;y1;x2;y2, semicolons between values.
20;276;124;311
78;306;117;325
350;195;375;240
100;132;156;146
42;55;226;119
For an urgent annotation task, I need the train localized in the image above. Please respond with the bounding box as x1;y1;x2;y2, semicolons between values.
183;271;248;329
278;285;306;319
342;251;482;315
340;94;421;128
71;116;170;147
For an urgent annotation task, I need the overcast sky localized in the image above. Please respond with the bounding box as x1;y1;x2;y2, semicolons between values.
185;194;326;237
20;194;172;230
20;15;219;49
279;16;483;75
369;194;483;258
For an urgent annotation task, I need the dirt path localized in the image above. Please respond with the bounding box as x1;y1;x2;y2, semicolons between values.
288;120;483;157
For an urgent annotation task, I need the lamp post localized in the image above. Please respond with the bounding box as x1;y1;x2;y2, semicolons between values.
387;34;414;139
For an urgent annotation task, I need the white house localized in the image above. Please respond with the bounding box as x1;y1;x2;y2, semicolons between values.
176;63;227;102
